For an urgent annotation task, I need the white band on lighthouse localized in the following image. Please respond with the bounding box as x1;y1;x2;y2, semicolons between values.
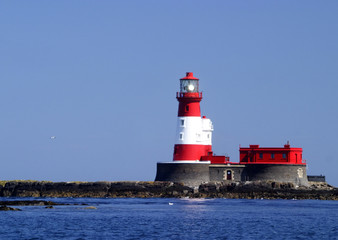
175;116;213;145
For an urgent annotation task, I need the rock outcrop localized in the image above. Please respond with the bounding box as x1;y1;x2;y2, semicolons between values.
0;205;22;211
0;200;85;211
0;180;337;200
0;200;69;206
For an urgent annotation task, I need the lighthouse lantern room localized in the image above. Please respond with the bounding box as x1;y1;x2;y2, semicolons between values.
180;73;199;93
173;72;213;162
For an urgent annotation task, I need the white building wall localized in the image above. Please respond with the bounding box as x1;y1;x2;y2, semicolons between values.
201;118;213;146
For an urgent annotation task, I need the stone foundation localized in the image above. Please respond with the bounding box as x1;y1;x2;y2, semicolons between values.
155;162;309;187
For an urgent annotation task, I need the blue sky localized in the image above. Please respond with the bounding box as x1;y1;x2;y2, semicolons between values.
1;1;338;186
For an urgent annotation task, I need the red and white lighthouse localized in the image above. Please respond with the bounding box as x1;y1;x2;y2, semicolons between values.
173;72;213;162
156;72;310;186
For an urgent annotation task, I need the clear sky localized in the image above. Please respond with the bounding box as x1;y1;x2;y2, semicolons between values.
1;1;338;186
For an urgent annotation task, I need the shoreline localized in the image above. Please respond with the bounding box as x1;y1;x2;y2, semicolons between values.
0;180;337;200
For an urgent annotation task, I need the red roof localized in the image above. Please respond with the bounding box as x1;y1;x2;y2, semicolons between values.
180;72;199;80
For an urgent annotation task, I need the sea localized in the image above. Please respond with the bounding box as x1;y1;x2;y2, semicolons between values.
0;197;337;240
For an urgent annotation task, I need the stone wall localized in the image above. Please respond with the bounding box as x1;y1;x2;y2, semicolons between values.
155;162;210;186
243;164;309;186
155;162;309;187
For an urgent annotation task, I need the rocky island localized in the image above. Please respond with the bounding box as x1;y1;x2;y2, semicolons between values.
0;180;337;200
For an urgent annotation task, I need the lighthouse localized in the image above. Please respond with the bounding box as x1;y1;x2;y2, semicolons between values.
173;72;213;162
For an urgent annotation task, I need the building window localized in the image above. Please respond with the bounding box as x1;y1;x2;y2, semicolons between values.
271;153;275;159
207;134;210;139
259;153;263;159
179;133;184;140
282;153;287;159
180;119;185;127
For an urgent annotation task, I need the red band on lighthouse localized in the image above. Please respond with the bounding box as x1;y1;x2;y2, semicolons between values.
173;144;212;161
177;94;202;117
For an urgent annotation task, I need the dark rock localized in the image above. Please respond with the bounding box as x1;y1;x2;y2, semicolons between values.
84;206;97;209
0;180;336;200
0;200;67;206
0;205;22;211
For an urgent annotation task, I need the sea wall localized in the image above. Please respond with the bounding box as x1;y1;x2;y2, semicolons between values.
0;181;337;200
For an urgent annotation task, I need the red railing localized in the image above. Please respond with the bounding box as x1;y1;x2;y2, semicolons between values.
176;92;202;98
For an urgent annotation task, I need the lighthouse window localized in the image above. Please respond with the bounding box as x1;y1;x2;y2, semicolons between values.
271;153;275;159
180;119;185;127
185;105;189;112
196;133;201;140
179;133;184;140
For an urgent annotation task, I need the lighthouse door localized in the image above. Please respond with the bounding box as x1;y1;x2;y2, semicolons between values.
226;170;232;180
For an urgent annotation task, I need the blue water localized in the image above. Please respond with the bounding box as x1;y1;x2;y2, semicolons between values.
0;198;337;240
